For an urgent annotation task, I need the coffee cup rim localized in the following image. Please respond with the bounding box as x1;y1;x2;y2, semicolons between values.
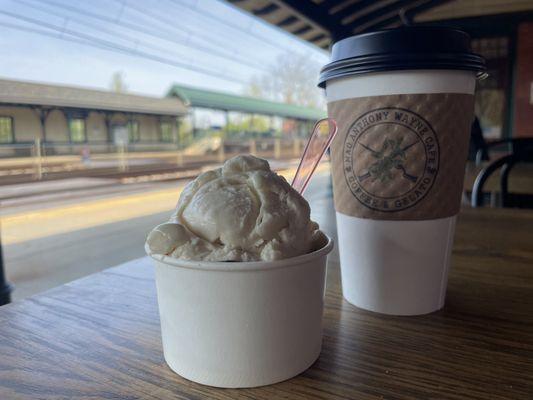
318;26;487;88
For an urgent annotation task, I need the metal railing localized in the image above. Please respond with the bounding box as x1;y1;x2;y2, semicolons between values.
0;138;305;181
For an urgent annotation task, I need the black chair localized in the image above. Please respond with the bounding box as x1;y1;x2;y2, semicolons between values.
471;139;533;208
475;138;533;165
469;117;488;162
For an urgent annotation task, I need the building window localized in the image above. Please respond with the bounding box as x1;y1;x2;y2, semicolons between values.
128;120;140;142
160;121;173;142
0;117;13;143
69;118;86;142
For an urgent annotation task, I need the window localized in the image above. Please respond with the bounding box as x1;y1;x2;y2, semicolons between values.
471;37;510;139
160;121;173;142
128;120;140;142
69;118;86;142
0;117;13;143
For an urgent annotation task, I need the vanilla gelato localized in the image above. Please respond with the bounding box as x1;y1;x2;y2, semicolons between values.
146;155;322;261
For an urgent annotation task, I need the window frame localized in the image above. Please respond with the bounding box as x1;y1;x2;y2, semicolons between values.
0;116;14;144
68;117;87;143
160;120;174;143
128;120;140;143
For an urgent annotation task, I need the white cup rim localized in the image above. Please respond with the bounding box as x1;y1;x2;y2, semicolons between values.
145;236;334;272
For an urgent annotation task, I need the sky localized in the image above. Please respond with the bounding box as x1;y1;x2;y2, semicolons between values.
0;0;329;97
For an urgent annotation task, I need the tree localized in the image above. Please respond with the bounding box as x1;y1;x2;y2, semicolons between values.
244;53;325;109
226;115;271;138
109;71;128;93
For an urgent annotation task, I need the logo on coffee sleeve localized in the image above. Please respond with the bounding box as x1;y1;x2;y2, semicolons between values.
343;107;439;212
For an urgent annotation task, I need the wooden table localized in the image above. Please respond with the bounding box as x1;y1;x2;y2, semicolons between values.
1;207;532;399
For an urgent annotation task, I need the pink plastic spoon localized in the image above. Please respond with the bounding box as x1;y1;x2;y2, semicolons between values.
291;118;338;194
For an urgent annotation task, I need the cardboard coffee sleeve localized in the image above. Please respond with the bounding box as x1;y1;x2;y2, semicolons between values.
328;93;474;220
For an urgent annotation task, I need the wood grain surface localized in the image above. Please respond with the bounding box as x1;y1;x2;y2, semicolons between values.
0;207;533;399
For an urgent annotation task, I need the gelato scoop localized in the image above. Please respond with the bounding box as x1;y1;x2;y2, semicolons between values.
146;154;322;261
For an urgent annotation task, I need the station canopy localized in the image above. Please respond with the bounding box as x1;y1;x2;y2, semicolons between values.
168;84;325;121
0;79;187;116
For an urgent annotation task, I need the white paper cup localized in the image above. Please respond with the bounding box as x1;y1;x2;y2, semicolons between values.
146;237;333;388
325;69;476;315
320;27;485;315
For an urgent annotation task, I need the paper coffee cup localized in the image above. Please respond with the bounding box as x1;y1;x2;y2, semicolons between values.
319;27;486;315
146;237;333;388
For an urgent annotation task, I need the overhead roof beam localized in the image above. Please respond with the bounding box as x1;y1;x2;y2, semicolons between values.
308;33;328;43
336;0;394;24
292;24;313;35
347;0;425;33
364;0;453;32
417;9;533;37
329;0;361;15
275;0;352;41
405;0;454;21
277;15;298;27
253;3;280;16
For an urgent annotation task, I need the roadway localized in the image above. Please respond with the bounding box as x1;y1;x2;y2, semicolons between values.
2;164;335;300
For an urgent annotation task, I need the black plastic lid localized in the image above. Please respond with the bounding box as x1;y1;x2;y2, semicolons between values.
318;26;487;88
